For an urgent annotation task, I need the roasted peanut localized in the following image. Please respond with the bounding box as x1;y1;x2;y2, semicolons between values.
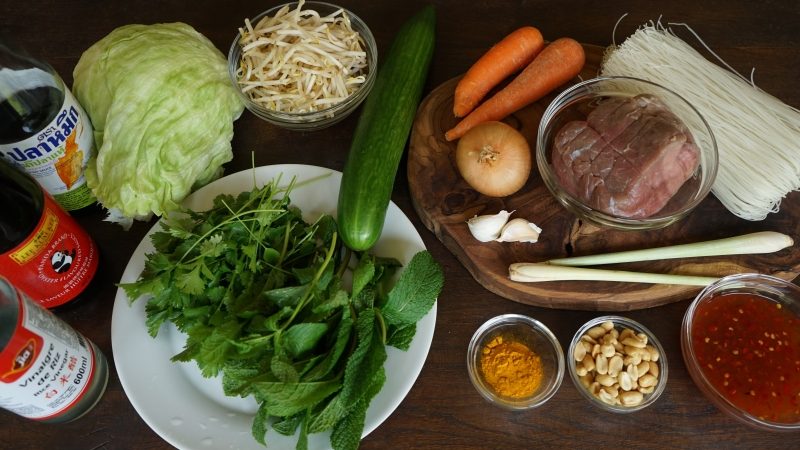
574;342;587;362
649;361;660;378
645;344;660;362
574;321;662;408
637;361;650;378
620;390;644;406
638;385;655;395
622;337;647;349
582;354;595;372
618;371;634;391
597;374;616;387
595;354;608;375
587;326;606;340
608;355;624;377
598;388;618;405
639;374;658;388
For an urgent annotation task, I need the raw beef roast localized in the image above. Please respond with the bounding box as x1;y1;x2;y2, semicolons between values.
552;94;700;218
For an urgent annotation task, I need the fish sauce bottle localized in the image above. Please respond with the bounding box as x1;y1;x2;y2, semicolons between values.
0;277;108;422
0;158;99;309
0;39;95;211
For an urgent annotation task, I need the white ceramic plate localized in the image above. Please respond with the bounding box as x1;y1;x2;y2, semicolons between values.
112;164;436;450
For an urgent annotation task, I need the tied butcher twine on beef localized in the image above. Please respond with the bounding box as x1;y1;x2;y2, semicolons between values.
552;94;700;218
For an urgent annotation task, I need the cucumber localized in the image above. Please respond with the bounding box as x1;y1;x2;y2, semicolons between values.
337;5;436;251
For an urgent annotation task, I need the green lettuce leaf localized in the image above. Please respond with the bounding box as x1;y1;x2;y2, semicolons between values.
72;23;243;224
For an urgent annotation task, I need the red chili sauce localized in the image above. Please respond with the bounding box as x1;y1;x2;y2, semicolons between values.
691;292;800;423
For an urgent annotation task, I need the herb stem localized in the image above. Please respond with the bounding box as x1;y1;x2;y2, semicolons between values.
176;208;284;265
280;232;339;331
375;308;388;345
336;248;352;279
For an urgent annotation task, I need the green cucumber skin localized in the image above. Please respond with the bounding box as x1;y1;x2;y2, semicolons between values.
337;5;436;251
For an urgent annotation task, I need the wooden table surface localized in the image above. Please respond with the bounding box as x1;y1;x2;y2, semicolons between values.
2;0;799;449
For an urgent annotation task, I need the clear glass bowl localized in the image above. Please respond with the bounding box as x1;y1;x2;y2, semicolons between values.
227;1;377;131
568;315;668;413
467;314;564;410
536;76;718;230
682;273;800;431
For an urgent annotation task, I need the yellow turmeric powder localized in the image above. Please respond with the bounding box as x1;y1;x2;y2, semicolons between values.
480;335;543;398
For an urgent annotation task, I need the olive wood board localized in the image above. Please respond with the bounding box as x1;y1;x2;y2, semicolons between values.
407;43;800;311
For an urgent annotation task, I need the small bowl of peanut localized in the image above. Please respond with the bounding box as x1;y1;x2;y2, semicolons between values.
568;316;668;413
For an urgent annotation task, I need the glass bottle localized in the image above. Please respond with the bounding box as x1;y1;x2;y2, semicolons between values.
0;38;95;211
0;277;108;423
0;158;99;309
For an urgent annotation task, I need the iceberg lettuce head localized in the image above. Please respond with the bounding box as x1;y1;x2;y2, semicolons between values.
73;22;243;226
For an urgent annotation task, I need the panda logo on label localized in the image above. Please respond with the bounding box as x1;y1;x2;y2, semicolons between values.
51;249;75;274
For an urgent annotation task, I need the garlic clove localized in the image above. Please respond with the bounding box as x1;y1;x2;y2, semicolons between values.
495;218;542;243
466;210;513;242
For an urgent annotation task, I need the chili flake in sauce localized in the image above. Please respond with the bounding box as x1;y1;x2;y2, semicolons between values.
691;292;800;423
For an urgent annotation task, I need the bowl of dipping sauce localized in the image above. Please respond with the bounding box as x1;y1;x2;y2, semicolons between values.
228;1;377;130
682;273;800;431
467;314;564;410
536;76;718;230
568;316;668;413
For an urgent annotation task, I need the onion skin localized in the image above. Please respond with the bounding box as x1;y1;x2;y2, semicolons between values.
455;121;531;197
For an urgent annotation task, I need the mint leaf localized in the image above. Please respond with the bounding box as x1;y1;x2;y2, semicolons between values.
311;289;349;315
305;307;353;382
195;319;241;377
272;413;302;436
282;323;329;358
382;251;443;326
351;254;375;299
251;379;341;417
271;354;299;383
263;285;308;307
330;367;386;450
252;403;270;445
309;310;386;433
386;323;417;351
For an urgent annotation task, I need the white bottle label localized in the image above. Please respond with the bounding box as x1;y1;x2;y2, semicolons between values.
0;288;97;420
0;77;95;211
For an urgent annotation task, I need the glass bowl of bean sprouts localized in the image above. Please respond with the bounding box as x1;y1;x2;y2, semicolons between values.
228;1;377;130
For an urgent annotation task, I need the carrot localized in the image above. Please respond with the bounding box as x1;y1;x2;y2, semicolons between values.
445;38;585;142
453;26;545;118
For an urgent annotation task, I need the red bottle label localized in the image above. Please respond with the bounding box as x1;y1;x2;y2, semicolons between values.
0;285;98;420
0;193;98;308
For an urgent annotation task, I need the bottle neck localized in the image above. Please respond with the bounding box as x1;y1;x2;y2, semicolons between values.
0;67;61;98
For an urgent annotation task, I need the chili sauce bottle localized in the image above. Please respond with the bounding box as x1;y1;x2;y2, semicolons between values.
0;277;108;423
0;38;95;211
0;158;98;309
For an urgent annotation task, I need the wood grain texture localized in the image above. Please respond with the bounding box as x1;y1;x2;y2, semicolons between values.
408;44;800;311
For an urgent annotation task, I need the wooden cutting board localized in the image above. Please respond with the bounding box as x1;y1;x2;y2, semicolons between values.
407;43;800;311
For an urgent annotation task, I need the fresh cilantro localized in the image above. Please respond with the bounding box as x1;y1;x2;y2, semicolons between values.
124;175;444;449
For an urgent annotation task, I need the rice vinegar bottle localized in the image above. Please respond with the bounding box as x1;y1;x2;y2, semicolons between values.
0;277;108;423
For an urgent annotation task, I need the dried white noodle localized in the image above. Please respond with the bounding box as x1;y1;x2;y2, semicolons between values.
601;22;800;220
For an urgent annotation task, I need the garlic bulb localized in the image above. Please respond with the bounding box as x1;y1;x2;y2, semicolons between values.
466;210;513;242
496;218;542;243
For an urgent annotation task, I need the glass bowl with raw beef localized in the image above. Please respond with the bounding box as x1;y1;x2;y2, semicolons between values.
536;76;718;230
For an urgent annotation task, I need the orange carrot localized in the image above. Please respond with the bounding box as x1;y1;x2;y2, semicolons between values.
453;26;544;118
445;38;585;142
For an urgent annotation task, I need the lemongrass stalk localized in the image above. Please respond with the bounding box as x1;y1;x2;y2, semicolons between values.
509;263;718;286
545;232;793;267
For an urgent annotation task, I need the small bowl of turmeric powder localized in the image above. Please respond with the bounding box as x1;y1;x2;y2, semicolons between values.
467;314;565;410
